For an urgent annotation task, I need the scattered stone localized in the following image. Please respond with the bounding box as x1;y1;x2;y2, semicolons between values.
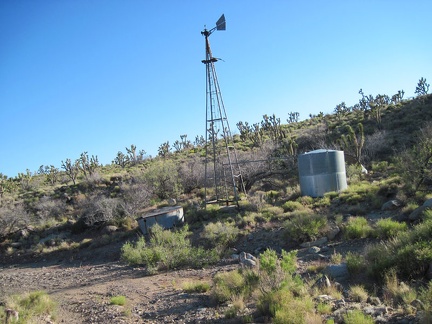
423;198;432;208
312;275;331;289
333;281;344;292
409;206;430;222
308;246;321;254
315;294;333;302
239;251;257;268
230;253;239;260
103;225;118;234
320;246;330;253
367;296;382;306
324;263;349;282
300;237;328;248
326;225;341;240
381;199;402;211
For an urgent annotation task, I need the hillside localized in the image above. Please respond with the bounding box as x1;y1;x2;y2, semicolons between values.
1;93;432;323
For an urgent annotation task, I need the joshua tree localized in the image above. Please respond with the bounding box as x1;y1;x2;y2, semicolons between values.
415;77;430;96
61;158;80;185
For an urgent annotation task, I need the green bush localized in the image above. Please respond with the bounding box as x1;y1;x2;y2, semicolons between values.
1;290;57;323
346;251;366;274
374;218;407;239
212;270;246;303
383;269;417;306
258;248;299;295
261;206;285;220
343;217;372;239
258;289;315;324
349;285;369;302
343;310;374;324
296;195;314;206
372;161;389;173
365;219;432;279
110;295;126;306
121;224;219;273
419;281;432;322
182;281;211;293
282;201;304;212
201;221;239;254
284;212;328;242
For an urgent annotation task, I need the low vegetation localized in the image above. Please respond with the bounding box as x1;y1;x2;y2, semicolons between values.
1;86;432;322
121;224;219;273
110;295;127;306
0;291;56;323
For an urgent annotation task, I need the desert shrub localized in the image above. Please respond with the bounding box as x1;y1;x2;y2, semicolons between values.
33;196;66;222
110;295;126;306
296;195;314;206
316;302;332;315
0;204;30;238
143;160;182;199
346;164;363;182
237;212;257;228
324;191;339;200
261;206;284;220
371;160;389;173
382;269;417;306
182;281;211;293
284;212;328;242
200;221;239;254
349;285;369;302
374;218;407;239
120;182;153;217
258;249;298;293
395;122;432;194
402;202;419;215
365;219;432;279
121;224;218;273
346;251;366;274
313;195;331;208
343;310;374;324
116;216;138;231
281;200;304;212
339;181;382;209
419;281;432;322
1;290;57;323
265;190;281;204
258;289;315;324
212;270;246;303
238;199;259;212
285;185;301;200
343;217;372;239
330;251;342;264
177;156;205;193
245;191;266;211
79;195;122;227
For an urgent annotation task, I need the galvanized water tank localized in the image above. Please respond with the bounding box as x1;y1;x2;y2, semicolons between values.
298;149;347;197
137;206;184;235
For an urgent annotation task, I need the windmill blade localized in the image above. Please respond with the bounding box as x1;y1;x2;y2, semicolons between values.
216;14;226;30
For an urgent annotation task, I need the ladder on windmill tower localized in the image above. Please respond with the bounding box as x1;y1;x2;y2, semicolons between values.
201;14;246;207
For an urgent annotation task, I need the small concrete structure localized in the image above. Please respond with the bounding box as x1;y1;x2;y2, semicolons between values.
137;206;184;235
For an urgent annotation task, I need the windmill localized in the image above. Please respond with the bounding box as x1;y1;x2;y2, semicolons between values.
201;15;246;207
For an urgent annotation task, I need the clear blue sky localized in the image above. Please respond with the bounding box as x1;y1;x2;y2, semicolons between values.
1;1;431;177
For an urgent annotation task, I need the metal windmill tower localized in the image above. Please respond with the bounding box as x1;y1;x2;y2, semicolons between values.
201;14;246;206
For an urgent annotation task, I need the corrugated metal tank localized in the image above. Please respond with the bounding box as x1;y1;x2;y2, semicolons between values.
137;206;184;235
298;149;347;197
